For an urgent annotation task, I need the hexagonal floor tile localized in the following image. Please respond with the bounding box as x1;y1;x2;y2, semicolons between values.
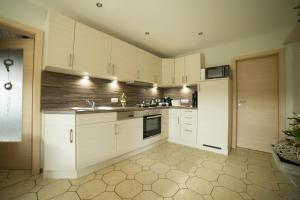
121;163;142;175
93;192;121;200
166;170;189;184
135;171;158;185
148;152;165;160
202;161;223;171
195;168;219;181
186;177;213;195
211;187;243;200
134;191;163;200
174;189;204;200
77;179;106;199
12;192;37;200
150;163;170;174
185;155;204;165
37;180;70;200
103;171;126;185
136;157;155;167
115;180;142;198
177;161;197;173
95;166;114;175
69;173;95;186
152;179;179;197
52;192;80;200
161;157;180;166
222;165;246;179
218;174;246;192
247;173;279;190
247;185;281;200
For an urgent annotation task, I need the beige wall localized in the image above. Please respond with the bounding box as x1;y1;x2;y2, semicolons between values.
0;0;47;31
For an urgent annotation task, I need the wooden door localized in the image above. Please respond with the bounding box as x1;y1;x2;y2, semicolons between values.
236;55;279;152
45;12;75;69
111;37;137;81
73;22;111;78
185;53;201;84
162;59;175;85
174;57;185;85
0;39;34;169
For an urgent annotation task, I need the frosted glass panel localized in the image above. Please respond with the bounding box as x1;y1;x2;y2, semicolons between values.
0;49;23;142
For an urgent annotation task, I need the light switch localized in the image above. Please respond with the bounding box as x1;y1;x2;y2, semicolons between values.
111;98;118;103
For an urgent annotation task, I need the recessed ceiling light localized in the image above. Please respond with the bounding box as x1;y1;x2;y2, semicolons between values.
198;32;203;36
145;32;150;35
96;2;103;8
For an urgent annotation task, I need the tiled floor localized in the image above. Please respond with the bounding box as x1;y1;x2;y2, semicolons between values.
0;142;295;200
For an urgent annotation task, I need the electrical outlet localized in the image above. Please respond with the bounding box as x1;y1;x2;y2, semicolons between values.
111;98;118;103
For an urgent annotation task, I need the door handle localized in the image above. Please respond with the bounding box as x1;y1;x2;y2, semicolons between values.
69;129;73;143
107;62;111;74
68;53;73;68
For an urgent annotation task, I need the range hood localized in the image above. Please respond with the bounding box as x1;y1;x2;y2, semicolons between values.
126;80;154;87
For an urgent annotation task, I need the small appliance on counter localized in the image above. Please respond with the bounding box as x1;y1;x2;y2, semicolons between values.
166;97;173;106
192;91;198;108
205;65;230;79
171;99;181;106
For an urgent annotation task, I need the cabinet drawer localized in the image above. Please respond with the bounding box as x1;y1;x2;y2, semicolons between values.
76;112;117;125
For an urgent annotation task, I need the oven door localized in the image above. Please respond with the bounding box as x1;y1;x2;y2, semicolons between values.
143;114;161;139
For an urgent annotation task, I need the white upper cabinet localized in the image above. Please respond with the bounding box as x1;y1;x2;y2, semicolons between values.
185;53;201;84
136;49;155;83
161;59;175;86
111;37;137;81
172;53;202;86
44;12;75;70
73;22;112;78
174;57;185;85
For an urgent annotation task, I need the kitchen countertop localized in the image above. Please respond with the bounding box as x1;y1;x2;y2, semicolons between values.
42;105;197;114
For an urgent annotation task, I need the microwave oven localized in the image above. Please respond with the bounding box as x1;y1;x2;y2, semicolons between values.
205;65;230;79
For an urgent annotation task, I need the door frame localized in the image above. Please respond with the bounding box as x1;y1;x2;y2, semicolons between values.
0;17;43;175
231;49;285;149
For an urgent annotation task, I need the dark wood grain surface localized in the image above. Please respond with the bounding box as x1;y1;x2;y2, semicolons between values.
41;71;196;109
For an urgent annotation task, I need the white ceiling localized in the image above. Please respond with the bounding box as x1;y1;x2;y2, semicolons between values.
29;0;299;57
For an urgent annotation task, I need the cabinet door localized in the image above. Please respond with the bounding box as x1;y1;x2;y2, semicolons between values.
76;122;116;169
185;53;201;84
136;49;156;83
111;37;137;81
43;114;76;171
45;12;75;69
117;118;143;155
168;109;181;142
161;59;175;86
73;22;111;78
153;56;162;84
161;110;169;139
175;57;185;85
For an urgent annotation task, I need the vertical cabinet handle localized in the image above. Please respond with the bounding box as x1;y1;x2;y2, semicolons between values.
68;53;73;68
69;129;73;143
137;70;140;79
177;117;180;124
182;76;184;83
185;75;188;83
172;77;175;84
155;75;158;83
107;62;111;74
114;124;118;135
112;64;115;75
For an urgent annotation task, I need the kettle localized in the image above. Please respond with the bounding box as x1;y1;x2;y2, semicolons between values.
150;98;157;106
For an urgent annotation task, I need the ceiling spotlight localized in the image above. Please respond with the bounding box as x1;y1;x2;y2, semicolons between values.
96;2;103;8
145;32;150;35
198;32;203;36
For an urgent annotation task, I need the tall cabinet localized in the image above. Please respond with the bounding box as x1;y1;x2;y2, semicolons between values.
197;79;231;155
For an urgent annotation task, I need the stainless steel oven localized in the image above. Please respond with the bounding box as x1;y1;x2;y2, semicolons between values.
143;110;162;139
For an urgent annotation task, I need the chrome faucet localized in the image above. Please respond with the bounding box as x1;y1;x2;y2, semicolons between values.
86;100;96;110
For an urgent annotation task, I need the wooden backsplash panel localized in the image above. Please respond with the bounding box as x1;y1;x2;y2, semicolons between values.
41;71;196;109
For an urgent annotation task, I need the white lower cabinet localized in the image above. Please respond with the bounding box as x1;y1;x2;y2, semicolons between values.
76;122;116;169
168;109;197;146
43;114;76;177
43;112;146;178
116;118;143;155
